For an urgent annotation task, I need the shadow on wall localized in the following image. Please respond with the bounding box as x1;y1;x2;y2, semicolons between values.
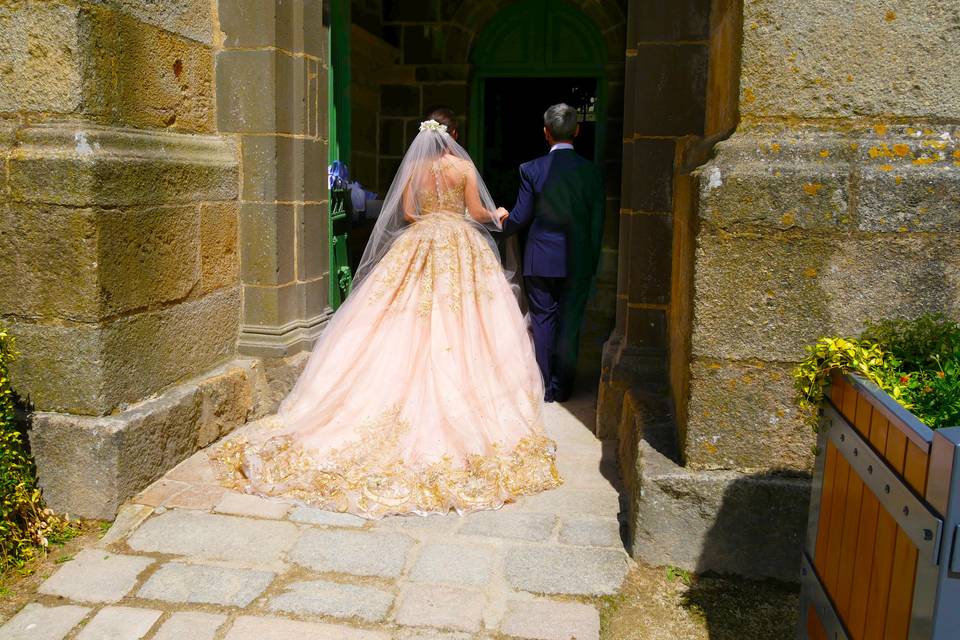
686;469;806;638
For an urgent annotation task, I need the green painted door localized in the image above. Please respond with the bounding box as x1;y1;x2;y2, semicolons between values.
328;0;352;310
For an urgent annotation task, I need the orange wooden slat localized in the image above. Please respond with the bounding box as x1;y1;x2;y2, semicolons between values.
885;531;919;640
834;393;874;623
868;410;890;454
807;606;828;640
853;391;873;439
814;442;840;577
883;440;930;640
823;453;852;594
903;441;930;496
846;483;881;639
884;426;908;481
831;372;846;410
834;463;865;621
841;377;858;423
862;413;909;640
862;506;899;639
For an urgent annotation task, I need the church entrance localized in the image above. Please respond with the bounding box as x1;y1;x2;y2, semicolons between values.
469;0;611;387
480;76;598;208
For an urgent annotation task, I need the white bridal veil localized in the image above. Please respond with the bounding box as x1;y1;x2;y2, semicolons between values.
352;119;520;295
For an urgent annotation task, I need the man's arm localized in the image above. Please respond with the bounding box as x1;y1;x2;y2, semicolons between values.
503;164;536;234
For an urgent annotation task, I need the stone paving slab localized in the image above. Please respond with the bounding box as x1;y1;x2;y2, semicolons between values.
288;506;366;528
393;584;486;632
0;603;89;640
409;542;496;587
223;615;390;640
13;398;633;640
152;611;227;640
268;579;394;622
505;546;629;596
558;517;623;547
38;549;153;603
137;562;275;607
500;599;601;640
290;528;414;577
127;510;299;562
75;606;161;640
456;510;556;541
97;504;154;547
215;492;291;519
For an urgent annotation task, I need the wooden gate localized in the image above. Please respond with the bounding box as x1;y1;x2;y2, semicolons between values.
799;373;960;639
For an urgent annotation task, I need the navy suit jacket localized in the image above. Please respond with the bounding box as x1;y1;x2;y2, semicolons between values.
504;149;605;281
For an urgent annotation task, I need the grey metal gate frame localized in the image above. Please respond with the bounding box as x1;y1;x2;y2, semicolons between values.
797;374;960;639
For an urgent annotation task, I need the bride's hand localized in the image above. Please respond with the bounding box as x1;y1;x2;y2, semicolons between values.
496;207;510;224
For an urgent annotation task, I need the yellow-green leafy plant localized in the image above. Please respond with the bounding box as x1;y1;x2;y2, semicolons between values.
793;336;901;429
0;326;72;570
795;314;960;431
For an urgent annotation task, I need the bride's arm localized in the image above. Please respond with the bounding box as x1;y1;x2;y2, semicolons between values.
464;167;496;223
402;181;417;223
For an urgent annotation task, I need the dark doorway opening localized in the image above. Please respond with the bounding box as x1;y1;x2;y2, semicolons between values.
481;77;598;208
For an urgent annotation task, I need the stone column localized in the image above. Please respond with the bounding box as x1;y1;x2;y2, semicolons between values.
1;0;251;519
621;0;959;581
597;0;711;436
686;0;960;473
217;0;331;358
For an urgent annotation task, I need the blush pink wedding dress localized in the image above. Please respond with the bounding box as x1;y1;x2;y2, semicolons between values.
213;126;561;518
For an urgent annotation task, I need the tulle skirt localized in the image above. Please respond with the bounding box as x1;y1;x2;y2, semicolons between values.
211;212;562;518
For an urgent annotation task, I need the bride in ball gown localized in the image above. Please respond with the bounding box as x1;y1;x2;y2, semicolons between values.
212;118;562;518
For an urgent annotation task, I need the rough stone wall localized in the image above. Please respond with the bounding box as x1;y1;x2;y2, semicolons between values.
1;0;328;518
596;0;711;438
1;0;239;416
216;0;331;358
686;0;960;472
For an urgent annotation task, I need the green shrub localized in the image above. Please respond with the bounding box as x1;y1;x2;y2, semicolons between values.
795;314;960;431
0;326;72;571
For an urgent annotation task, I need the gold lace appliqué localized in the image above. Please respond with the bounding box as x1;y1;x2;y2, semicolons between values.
211;407;563;519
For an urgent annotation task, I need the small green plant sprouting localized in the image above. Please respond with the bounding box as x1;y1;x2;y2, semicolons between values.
0;326;75;572
666;565;692;585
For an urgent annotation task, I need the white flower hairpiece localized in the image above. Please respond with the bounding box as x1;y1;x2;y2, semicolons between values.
419;119;448;134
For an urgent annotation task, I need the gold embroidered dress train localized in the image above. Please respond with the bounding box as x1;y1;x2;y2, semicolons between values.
213;127;561;518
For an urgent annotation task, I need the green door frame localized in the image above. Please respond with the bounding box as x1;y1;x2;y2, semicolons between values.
328;0;351;309
467;0;608;170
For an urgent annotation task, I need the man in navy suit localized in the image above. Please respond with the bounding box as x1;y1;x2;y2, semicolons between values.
500;103;605;402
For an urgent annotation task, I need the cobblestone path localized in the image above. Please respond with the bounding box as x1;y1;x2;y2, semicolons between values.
1;395;629;640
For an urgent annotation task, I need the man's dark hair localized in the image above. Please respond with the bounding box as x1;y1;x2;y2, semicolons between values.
425;107;458;133
543;103;578;141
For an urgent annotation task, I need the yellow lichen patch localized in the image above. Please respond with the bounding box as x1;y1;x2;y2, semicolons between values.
895;176;903;185
803;183;823;196
874;124;888;136
923;140;948;150
892;143;911;157
846;75;854;82
913;156;936;165
879;164;894;172
954;150;960;160
770;143;781;153
850;143;860;151
780;212;796;226
898;226;909;233
819;149;830;158
803;267;818;278
885;10;896;21
744;88;756;103
906;127;916;136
